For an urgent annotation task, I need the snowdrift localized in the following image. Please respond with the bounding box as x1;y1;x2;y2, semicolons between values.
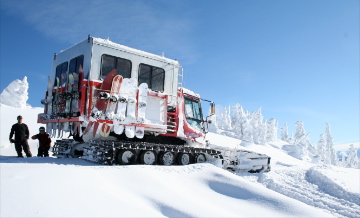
1;158;331;217
1;105;359;217
0;76;29;109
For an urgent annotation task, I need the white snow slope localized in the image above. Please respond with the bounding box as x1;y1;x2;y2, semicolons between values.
1;104;359;217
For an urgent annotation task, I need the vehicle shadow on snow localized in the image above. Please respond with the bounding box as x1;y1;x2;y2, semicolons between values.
0;155;100;166
207;174;296;215
147;198;191;218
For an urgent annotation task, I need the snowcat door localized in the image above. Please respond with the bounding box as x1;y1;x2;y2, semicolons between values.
184;97;205;134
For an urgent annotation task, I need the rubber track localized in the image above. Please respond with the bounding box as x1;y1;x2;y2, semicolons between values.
53;139;222;165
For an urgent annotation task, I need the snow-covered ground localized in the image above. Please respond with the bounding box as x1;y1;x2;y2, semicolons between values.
1;104;359;217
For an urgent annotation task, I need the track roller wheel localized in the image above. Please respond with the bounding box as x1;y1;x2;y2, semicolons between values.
159;151;174;165
177;153;190;165
194;153;206;163
139;150;157;165
70;143;84;158
117;149;137;165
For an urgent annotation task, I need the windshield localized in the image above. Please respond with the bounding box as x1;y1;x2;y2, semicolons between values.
184;97;204;131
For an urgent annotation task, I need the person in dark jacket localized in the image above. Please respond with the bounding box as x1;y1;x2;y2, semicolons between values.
9;115;32;157
31;126;52;157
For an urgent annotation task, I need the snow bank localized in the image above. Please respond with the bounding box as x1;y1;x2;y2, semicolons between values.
0;76;30;109
207;133;360;217
241;164;360;217
0;159;332;217
306;165;360;197
282;143;311;161
305;167;360;204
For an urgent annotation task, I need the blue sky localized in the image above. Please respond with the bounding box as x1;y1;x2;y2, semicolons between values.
0;0;359;145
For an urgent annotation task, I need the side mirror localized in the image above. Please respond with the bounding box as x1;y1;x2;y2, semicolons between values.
210;102;215;115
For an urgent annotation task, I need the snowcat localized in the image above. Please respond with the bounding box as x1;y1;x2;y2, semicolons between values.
37;35;270;172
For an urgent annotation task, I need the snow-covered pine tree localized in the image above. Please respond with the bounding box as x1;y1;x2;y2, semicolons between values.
294;121;306;145
293;121;310;161
281;122;289;142
259;120;267;144
242;118;253;142
224;106;232;131
216;105;232;131
317;134;326;162
214;108;223;130
250;108;263;144
232;104;246;140
325;123;337;165
347;144;359;168
266;118;278;142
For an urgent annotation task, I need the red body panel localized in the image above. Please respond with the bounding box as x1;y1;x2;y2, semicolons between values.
161;88;205;145
95;69;117;111
38;77;205;146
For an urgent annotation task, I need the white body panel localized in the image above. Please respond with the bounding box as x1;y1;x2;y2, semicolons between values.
51;37;181;106
145;96;166;125
90;38;180;106
51;39;92;86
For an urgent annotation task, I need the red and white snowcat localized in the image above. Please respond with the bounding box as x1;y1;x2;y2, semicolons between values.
37;35;270;172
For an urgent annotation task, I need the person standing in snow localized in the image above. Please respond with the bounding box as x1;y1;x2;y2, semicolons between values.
31;126;51;157
9;115;32;157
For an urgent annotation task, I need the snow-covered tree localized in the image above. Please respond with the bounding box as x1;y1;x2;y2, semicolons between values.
317;134;326;162
281;123;289;142
242;118;253;142
224;106;232;130
325;123;337;165
346;144;359;168
266;118;278;142
0;76;29;108
211;103;281;144
258;121;267;144
216;106;232;131
232;104;246;140
292;121;311;161
294;121;308;145
251;108;264;144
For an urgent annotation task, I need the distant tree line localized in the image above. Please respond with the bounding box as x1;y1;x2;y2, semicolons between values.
208;104;359;169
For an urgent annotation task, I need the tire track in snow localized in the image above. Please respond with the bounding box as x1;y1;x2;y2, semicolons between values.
252;167;360;218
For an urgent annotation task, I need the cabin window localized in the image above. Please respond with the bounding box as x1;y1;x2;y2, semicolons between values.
100;54;131;79
69;55;84;75
138;64;165;92
184;97;204;131
55;62;68;86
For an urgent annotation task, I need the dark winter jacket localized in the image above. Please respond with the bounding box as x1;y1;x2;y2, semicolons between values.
9;123;29;142
31;133;51;147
